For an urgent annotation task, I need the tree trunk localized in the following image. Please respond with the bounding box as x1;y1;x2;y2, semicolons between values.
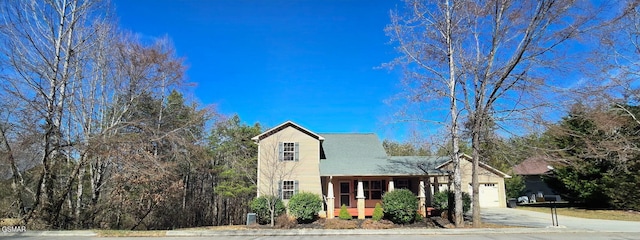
471;130;481;227
445;0;464;227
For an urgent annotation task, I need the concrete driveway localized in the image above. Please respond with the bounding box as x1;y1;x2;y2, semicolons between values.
481;207;640;232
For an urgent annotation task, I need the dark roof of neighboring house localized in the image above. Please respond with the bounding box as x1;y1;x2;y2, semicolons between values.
318;133;448;176
513;156;555;175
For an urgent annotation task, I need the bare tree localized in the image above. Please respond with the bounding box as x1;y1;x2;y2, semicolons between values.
588;1;640;123
0;0;110;228
0;0;210;229
387;0;603;226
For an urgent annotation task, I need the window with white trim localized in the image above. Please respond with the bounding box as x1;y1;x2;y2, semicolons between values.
283;142;295;161
281;180;296;200
279;142;299;161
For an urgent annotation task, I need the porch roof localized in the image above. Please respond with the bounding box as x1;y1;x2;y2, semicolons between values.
318;133;448;176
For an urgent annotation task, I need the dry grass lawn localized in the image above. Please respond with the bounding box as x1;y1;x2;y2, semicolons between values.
96;230;167;237
0;218;22;227
518;206;640;222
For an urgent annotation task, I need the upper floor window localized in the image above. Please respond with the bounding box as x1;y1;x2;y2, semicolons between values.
279;142;299;161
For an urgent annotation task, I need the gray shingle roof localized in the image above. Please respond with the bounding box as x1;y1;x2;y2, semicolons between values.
318;133;448;176
387;156;450;175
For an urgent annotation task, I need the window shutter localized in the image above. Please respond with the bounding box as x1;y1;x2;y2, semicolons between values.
294;142;300;161
294;180;299;195
278;181;283;199
278;142;283;161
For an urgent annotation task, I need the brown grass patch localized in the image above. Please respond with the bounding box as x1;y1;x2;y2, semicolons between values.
518;206;640;222
178;225;250;230
96;230;166;237
275;214;298;229
361;219;395;229
323;219;358;229
0;218;22;227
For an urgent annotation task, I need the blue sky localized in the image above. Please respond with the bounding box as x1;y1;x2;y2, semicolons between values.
113;0;413;140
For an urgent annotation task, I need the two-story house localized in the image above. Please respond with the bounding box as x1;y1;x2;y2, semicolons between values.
252;121;510;219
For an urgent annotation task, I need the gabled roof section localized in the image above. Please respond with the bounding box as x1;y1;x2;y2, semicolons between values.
319;134;450;176
319;133;389;176
251;121;324;142
436;154;512;178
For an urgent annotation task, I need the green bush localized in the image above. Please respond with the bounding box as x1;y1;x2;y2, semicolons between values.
414;212;424;222
250;195;285;225
338;204;352;220
288;192;323;223
433;190;471;213
372;202;384;221
382;189;418;224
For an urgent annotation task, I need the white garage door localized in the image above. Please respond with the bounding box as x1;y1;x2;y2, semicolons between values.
469;183;500;208
479;183;500;208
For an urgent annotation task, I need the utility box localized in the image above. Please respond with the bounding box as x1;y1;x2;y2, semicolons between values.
246;213;256;225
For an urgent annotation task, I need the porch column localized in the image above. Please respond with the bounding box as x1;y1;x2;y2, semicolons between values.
433;176;440;193
388;179;394;192
356;179;365;219
326;177;335;219
418;179;426;217
425;177;433;207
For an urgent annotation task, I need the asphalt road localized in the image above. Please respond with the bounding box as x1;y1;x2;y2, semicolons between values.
4;233;640;240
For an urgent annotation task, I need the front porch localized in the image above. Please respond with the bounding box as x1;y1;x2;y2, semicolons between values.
323;175;446;219
333;207;436;218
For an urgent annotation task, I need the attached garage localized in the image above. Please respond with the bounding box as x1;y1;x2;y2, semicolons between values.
468;183;501;208
438;155;510;208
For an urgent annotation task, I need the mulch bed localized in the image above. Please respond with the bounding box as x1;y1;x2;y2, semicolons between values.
248;217;442;230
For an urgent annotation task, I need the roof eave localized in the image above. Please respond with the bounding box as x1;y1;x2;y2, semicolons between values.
251;121;324;142
435;154;511;178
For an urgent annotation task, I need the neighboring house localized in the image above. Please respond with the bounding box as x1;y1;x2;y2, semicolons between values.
512;156;560;201
252;121;511;219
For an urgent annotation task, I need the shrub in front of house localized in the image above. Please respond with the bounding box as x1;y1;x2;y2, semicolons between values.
288;192;323;223
414;211;424;222
338;204;352;220
372;202;384;221
250;195;285;225
433;190;471;213
382;189;418;224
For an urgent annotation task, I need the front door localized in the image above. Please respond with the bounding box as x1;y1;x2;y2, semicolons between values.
340;181;351;207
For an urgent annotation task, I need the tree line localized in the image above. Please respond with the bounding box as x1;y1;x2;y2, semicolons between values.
0;0;262;230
